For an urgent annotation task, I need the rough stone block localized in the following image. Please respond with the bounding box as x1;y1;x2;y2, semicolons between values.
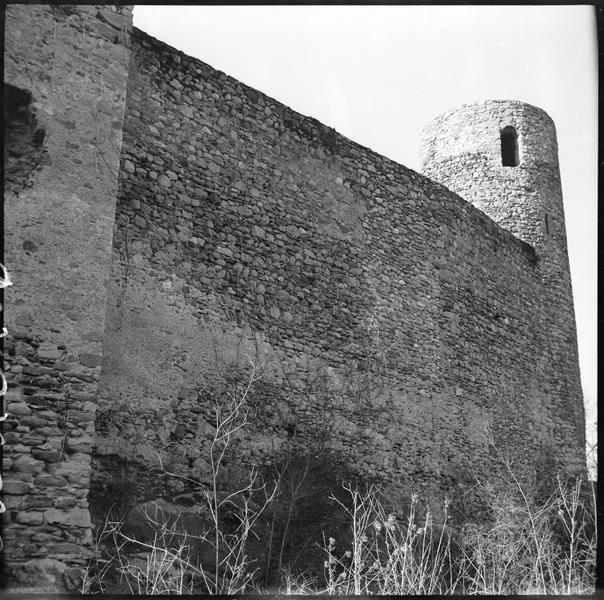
37;344;62;361
3;480;31;495
16;511;44;525
65;435;93;454
13;455;45;474
8;402;32;416
31;449;62;463
75;353;102;369
44;508;91;528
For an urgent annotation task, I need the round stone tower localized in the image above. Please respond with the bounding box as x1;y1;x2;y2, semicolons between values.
420;100;564;251
420;100;585;475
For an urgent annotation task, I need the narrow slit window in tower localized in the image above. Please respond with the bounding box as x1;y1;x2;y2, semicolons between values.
500;126;519;167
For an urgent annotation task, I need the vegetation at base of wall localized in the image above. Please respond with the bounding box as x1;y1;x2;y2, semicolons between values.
257;444;384;585
82;471;596;595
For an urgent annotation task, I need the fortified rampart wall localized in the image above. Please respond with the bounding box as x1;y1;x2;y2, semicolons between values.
91;29;575;512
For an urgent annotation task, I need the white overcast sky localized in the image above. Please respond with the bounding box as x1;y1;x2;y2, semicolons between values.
133;5;597;444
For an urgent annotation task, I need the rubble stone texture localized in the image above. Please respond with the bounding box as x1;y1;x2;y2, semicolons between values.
3;5;585;591
3;4;132;592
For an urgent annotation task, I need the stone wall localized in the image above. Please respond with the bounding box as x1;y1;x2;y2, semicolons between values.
3;4;132;590
92;29;577;518
2;11;586;590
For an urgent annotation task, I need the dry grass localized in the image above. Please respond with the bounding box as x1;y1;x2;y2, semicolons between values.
83;473;595;595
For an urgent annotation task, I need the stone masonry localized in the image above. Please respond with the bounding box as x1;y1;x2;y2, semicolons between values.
2;6;585;591
3;4;132;591
421;101;585;471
